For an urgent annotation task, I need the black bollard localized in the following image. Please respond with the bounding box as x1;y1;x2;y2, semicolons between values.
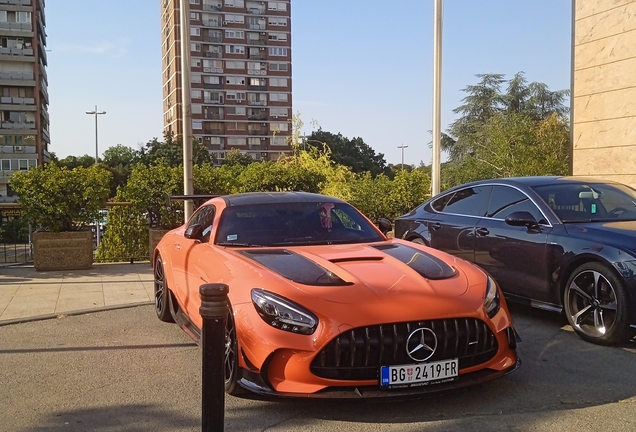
199;283;229;432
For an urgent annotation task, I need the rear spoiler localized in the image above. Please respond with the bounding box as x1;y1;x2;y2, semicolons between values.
166;194;219;207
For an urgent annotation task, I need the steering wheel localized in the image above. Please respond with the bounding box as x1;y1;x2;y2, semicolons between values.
607;207;628;218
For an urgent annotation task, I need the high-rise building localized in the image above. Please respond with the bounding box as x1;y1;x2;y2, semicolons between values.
161;0;292;164
0;0;49;202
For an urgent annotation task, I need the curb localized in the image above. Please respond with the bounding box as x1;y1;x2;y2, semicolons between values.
0;301;154;327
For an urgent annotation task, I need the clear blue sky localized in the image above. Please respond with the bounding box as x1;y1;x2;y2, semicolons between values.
47;0;572;166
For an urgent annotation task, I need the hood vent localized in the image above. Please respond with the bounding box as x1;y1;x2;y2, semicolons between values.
372;243;457;280
238;249;352;286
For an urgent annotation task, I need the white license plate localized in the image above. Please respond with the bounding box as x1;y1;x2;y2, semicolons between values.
380;359;458;387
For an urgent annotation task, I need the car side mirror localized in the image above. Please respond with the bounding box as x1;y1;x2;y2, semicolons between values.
505;211;539;228
378;218;392;235
184;223;204;240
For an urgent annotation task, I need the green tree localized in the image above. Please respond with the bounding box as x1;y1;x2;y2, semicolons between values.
9;164;112;232
56;154;96;169
139;132;214;167
305;129;390;177
442;73;570;188
222;148;255;167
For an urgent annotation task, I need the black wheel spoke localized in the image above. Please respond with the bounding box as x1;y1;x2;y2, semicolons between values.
570;281;593;302
573;304;593;325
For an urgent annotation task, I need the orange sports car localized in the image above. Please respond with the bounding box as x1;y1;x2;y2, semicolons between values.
153;192;520;398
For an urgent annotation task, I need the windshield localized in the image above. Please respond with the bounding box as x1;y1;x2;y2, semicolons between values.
532;182;636;223
214;201;385;246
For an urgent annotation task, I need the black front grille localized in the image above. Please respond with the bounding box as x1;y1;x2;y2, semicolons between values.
310;318;499;381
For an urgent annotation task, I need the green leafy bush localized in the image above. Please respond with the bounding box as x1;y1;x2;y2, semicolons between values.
9;164;112;232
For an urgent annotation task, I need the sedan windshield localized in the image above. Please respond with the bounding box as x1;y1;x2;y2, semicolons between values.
532;182;636;223
215;202;385;246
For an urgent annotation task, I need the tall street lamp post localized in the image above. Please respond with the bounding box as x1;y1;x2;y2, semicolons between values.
86;105;106;247
398;144;408;170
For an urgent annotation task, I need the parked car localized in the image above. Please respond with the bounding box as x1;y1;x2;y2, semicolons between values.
394;176;636;345
153;192;519;398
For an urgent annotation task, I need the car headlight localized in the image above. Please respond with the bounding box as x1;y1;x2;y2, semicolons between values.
484;275;501;318
251;289;318;335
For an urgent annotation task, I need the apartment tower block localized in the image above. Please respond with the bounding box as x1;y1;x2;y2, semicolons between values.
161;0;292;163
0;0;49;202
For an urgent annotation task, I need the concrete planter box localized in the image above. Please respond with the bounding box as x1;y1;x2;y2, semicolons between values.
32;231;93;272
149;228;171;260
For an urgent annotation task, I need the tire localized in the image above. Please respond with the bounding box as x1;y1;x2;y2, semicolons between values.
411;237;426;246
563;262;630;345
154;255;174;323
224;311;244;396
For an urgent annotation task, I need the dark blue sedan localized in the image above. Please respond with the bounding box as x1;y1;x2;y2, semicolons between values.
394;176;636;345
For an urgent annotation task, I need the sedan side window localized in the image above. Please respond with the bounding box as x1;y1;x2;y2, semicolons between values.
187;205;216;242
487;186;546;224
439;186;488;216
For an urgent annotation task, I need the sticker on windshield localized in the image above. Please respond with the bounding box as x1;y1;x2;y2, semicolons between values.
227;234;238;241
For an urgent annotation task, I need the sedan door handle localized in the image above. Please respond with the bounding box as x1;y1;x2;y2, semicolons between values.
475;227;490;237
430;222;442;231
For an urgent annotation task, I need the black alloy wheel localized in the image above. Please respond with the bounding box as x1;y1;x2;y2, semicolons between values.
224;312;243;395
154;255;174;323
564;262;630;345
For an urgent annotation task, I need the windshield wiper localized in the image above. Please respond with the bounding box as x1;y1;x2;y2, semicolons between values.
216;242;262;247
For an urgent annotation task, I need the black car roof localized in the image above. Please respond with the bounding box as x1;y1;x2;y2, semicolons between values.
221;191;346;207
445;176;621;191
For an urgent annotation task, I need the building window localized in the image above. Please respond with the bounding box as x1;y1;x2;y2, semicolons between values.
268;47;287;57
225;45;245;54
271;136;287;146
270;122;288;132
204;76;221;84
191;43;201;51
225;30;244;39
268;17;287;26
190;0;200;4
193;120;203;129
226;106;246;115
224;14;245;24
270;107;288;117
269;93;288;102
226;60;245;69
249;77;266;86
227;137;246;146
191;27;201;36
226;76;245;85
269;77;287;87
192;73;202;83
268;2;287;11
224;0;245;7
269;62;288;71
191;90;202;99
226;91;246;100
190;12;200;20
268;32;287;41
192;59;202;67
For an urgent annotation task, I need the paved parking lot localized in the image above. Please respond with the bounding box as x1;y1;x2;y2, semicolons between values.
2;296;636;431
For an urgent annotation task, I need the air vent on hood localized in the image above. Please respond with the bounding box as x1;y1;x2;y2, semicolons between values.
238;249;353;286
372;243;457;280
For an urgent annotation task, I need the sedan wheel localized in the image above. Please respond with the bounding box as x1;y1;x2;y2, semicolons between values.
154;256;174;323
564;262;630;345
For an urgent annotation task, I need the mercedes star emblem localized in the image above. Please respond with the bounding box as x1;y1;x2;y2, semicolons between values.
406;327;437;362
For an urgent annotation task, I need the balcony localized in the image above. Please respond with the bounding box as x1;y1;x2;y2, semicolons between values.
248;24;266;30
0;72;35;81
203;82;223;89
248;144;263;150
203;128;223;135
0;97;36;105
247;85;267;91
248;53;267;61
247;69;266;76
203;67;223;74
248;129;268;135
7;0;33;6
0;22;32;32
203;35;222;43
0;47;34;56
247;7;266;15
203;20;222;28
248;114;267;121
203;4;222;11
203;99;223;105
0;121;36;130
247;38;266;46
204;51;222;58
247;100;267;106
203;113;223;120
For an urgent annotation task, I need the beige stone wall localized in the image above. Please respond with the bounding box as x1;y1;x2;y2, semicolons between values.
573;0;636;187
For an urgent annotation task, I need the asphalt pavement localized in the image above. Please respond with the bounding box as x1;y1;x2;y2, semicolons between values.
2;263;636;431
